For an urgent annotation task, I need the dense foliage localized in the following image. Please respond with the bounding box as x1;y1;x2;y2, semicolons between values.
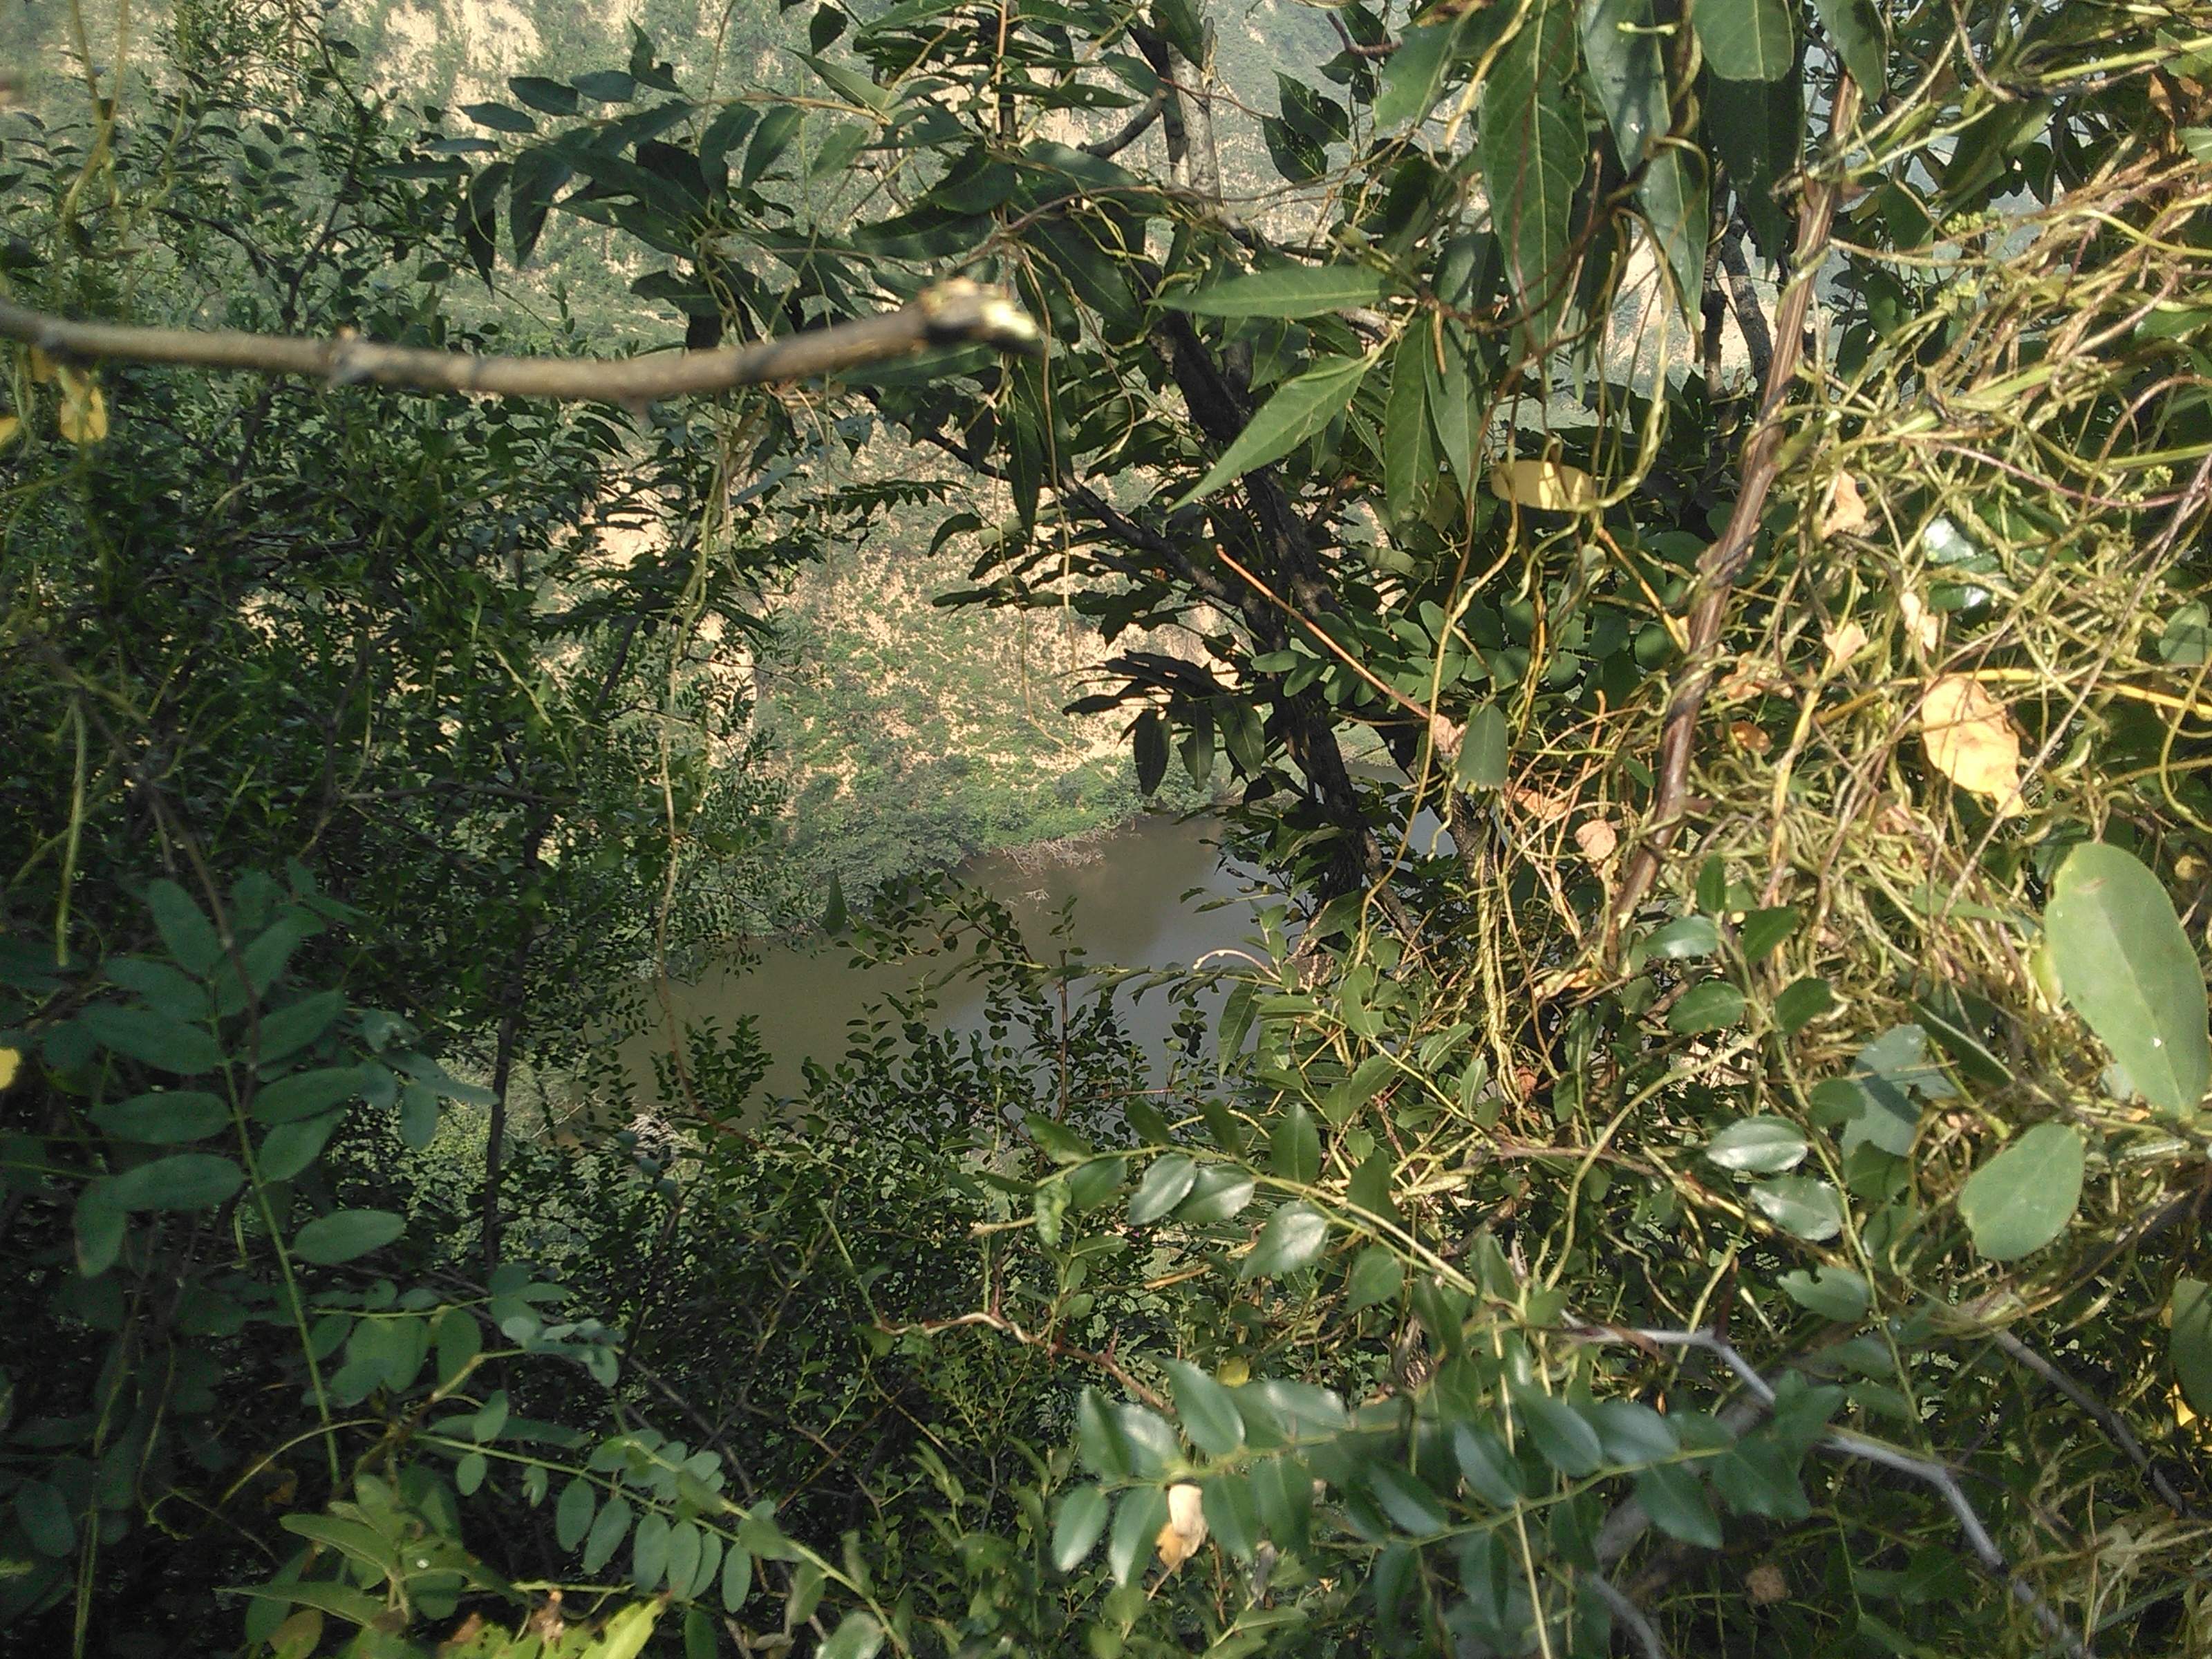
4;0;2212;1656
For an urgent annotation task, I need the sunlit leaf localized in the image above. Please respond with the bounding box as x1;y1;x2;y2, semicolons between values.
1175;353;1377;507
1165;266;1382;319
1956;1123;2083;1260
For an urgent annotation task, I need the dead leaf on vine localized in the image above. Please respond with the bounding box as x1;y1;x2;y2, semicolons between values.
1505;785;1573;824
1824;620;1869;670
1818;473;1871;539
1730;720;1772;755
1899;592;1940;653
1921;675;2023;817
1574;820;1618;863
1156;1483;1208;1571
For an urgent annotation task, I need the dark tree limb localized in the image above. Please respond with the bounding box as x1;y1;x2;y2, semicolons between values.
0;279;1041;404
1084;90;1166;158
1989;1327;2198;1519
1606;79;1860;944
1716;222;1776;383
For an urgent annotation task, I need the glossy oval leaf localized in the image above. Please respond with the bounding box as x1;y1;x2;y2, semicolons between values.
1165;265;1382;319
1749;1177;1843;1241
1647;915;1721;959
1956;1123;2084;1261
1177;1167;1257;1224
1174;353;1377;507
1107;1487;1168;1586
1634;1463;1722;1548
1130;1153;1199;1224
1366;1463;1450;1535
1239;1201;1331;1280
78;1005;225;1075
1705;1116;1808;1173
1051;1484;1110;1571
2045;843;2209;1117
1668;981;1746;1034
2172;1278;2212;1416
1162;1360;1247;1456
1779;1266;1870;1321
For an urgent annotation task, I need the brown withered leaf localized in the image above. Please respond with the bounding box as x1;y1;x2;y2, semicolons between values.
1818;473;1871;539
1920;675;2023;817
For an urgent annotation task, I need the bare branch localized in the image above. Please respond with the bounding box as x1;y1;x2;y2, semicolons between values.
0;279;1042;404
1988;1327;2198;1519
1084;90;1166;159
1582;1570;1673;1659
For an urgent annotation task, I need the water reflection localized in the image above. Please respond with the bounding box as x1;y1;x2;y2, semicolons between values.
623;811;1267;1109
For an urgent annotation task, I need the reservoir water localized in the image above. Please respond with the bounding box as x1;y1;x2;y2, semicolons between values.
622;809;1270;1109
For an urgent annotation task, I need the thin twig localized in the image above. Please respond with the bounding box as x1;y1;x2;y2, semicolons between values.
0;280;1041;404
1582;1569;1672;1659
1987;1328;2197;1519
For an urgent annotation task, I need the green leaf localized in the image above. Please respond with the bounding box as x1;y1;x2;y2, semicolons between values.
1130;1154;1199;1224
1239;1201;1330;1280
1779;1266;1870;1321
1706;73;1801;259
147;879;223;974
1383;337;1433;521
1052;1484;1110;1571
1479;0;1586;354
632;1510;671;1591
2044;843;2209;1117
438;1309;482;1389
1077;1389;1133;1479
573;70;637;103
15;1479;75;1555
1366;1463;1450;1535
1812;0;1886;98
108;1152;242;1212
721;1544;753;1611
1269;1103;1321;1183
1345;1245;1403;1314
1775;976;1834;1034
1374;19;1464;129
509;75;581;115
1694;0;1793;79
1174;353;1377;507
232;1580;388;1628
744;106;803;184
2160;602;2211;667
1749;1177;1843;1241
75;1183;124;1276
1424;327;1477;498
1515;1390;1602;1476
1637;142;1709;321
1108;1487;1168;1586
1647;915;1721;959
1589;1400;1676;1465
90;1090;228;1143
463;102;537;133
1177;1166;1256;1224
1667;981;1745;1033
1705;1116;1807;1174
1453;1424;1525;1506
292;1209;406;1265
455;1451;487;1495
78;1005;224;1075
1577;0;1668;166
258;992;346;1066
1162;1359;1246;1456
1634;1463;1722;1547
1956;1123;2084;1260
1709;1434;1810;1519
2173;1279;2212;1416
583;1495;635;1573
1199;1473;1260;1562
1251;1454;1313;1552
1134;711;1170;795
1738;906;1801;964
259;1111;346;1181
817;1612;885;1659
1456;703;1509;790
1165;265;1382;319
1024;1111;1092;1165
253;1066;366;1124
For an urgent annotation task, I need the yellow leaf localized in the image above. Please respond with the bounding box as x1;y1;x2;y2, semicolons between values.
1154;1482;1208;1571
58;374;106;444
1489;458;1595;512
1920;675;2023;816
0;414;19;449
28;347;54;383
269;1608;324;1659
0;1046;18;1090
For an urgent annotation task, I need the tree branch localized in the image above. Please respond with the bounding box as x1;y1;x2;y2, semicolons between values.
1988;1327;2198;1519
0;279;1042;404
1606;79;1859;943
1084;90;1166;159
